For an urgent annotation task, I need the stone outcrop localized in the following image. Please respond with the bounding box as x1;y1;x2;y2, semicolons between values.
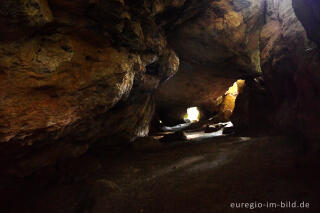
168;0;265;78
231;77;272;135
232;0;320;139
1;0;320;177
216;80;245;122
155;64;235;125
156;0;265;125
293;0;320;46
0;0;182;176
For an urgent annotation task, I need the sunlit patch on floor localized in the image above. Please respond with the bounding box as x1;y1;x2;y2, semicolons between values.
185;121;234;141
157;121;236;142
162;122;192;132
185;129;224;140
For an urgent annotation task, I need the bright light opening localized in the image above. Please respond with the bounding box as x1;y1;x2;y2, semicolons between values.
184;107;200;123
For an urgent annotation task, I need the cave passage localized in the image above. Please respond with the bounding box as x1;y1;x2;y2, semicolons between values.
152;79;243;143
1;0;320;212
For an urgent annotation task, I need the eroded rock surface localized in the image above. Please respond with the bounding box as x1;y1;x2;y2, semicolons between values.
1;0;320;177
0;0;182;176
156;0;265;124
232;0;320;139
293;0;320;46
156;64;236;125
168;0;265;77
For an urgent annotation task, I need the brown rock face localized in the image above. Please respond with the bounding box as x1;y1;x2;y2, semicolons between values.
168;0;265;77
156;64;235;125
156;0;265;124
232;0;320;139
0;0;53;40
293;0;320;46
1;0;320;176
291;0;320;140
231;77;272;135
0;0;181;176
0;33;135;144
217;80;245;121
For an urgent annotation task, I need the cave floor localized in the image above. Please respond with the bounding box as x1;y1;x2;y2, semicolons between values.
2;136;320;213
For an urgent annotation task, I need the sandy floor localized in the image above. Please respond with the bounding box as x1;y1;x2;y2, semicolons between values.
1;135;320;213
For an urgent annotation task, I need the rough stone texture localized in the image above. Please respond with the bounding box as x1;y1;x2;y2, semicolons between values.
231;77;273;135
156;63;235;125
0;33;136;144
156;0;265;125
0;0;181;176
216;80;245;121
291;0;320;140
293;0;320;46
232;0;320;139
260;0;320;139
0;0;53;41
2;0;320;177
168;0;265;78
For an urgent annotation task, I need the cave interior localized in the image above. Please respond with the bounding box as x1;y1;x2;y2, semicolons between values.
0;0;320;212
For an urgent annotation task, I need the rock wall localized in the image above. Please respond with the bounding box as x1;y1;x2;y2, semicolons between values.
291;0;320;140
0;0;182;176
155;64;235;125
1;0;320;176
168;0;265;77
293;0;320;46
156;0;265;124
232;0;320;139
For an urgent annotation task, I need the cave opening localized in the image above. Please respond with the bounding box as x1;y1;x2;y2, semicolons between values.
150;79;244;143
184;107;200;123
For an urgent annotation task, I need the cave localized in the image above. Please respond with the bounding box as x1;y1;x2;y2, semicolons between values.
0;0;320;212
